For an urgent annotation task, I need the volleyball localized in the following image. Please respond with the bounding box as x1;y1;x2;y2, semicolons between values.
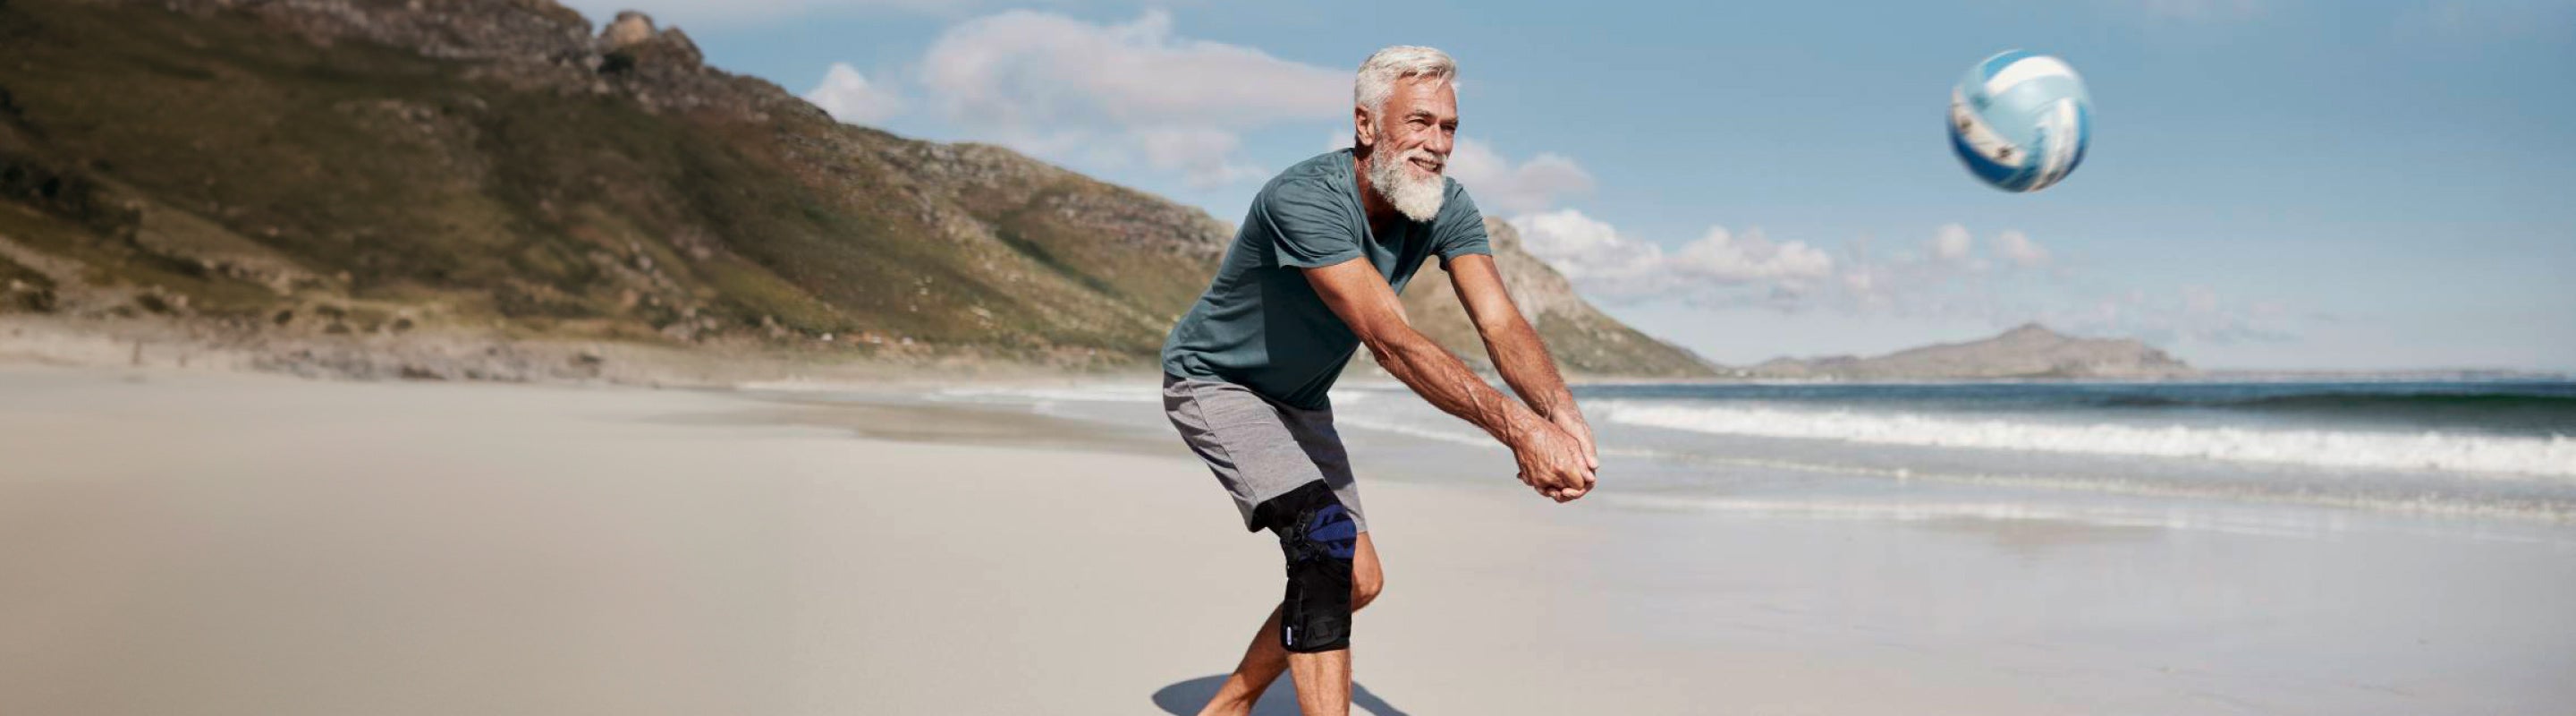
1949;50;2092;192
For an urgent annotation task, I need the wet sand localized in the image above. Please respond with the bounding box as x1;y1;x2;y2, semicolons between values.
4;365;2571;714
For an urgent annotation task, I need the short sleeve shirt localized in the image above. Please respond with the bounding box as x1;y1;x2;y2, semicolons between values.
1161;149;1493;410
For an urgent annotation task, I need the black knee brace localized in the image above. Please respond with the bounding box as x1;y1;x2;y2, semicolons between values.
1250;481;1357;653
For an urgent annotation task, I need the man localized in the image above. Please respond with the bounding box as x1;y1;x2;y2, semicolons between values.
1160;46;1600;716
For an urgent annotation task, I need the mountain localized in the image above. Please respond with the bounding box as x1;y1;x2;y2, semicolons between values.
1741;323;2199;379
0;0;1711;378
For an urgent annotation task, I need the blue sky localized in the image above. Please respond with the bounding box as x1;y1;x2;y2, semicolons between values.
570;0;2573;371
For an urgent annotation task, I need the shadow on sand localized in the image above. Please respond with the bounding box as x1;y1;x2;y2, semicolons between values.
1150;675;1411;715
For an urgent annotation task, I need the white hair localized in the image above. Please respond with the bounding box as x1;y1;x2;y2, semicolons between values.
1353;46;1457;120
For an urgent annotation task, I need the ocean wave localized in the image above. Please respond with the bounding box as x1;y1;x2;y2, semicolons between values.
1597;493;2576;537
1332;414;1500;449
1600;494;2292;533
1603;402;2576;478
2093;391;2574;408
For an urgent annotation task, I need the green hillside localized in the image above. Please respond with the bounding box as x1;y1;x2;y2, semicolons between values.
0;0;1710;377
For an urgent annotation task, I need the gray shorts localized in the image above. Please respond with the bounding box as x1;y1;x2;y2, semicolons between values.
1162;375;1368;533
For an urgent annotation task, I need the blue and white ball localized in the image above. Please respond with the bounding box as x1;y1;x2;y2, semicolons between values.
1949;50;2092;192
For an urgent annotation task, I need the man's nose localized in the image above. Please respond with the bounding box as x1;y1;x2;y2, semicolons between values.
1423;127;1453;157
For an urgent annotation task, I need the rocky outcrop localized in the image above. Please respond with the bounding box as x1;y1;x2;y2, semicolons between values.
596;10;700;69
1742;323;2199;379
597;10;656;49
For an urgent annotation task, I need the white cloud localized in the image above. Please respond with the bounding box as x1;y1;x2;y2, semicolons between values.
1131;125;1269;189
1994;229;2051;268
1445;139;1595;215
918;10;1343;126
1825;225;2063;316
1674;226;1835;284
2039;284;2293;346
1932;223;1973;260
803;63;907;125
1514;219;2072;322
908;9;1342;186
1509;209;1834;303
1511;209;1666;282
2182;283;2220;313
1513;214;2296;349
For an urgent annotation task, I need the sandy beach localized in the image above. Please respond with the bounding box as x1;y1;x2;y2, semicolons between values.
4;364;2572;715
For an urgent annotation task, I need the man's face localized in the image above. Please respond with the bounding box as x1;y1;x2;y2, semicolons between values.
1358;75;1458;222
1359;76;1459;178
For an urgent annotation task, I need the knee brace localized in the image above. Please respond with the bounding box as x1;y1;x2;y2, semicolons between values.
1251;481;1357;653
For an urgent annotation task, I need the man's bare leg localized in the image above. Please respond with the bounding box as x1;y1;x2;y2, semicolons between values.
1285;649;1352;715
1196;533;1381;716
1192;604;1290;716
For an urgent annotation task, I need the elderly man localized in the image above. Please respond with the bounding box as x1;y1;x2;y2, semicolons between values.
1160;46;1600;716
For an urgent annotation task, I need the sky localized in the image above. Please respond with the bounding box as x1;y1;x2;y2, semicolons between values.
565;0;2574;371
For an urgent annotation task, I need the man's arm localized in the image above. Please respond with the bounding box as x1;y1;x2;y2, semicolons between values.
1301;258;1593;501
1444;254;1598;476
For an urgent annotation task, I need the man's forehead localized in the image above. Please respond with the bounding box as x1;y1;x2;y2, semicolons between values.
1386;76;1458;116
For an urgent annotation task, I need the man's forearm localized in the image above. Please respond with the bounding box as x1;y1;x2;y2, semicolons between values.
1480;320;1579;420
1364;328;1546;446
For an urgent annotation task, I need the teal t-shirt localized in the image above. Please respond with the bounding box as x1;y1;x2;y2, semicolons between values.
1161;149;1494;410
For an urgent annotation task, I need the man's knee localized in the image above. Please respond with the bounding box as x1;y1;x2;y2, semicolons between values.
1352;564;1383;611
1251;481;1357;652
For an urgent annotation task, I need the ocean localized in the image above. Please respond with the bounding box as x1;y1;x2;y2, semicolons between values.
911;378;2576;540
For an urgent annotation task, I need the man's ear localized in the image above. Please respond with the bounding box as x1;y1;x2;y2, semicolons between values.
1352;107;1375;149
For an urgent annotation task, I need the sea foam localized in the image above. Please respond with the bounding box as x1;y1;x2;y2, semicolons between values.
1603;402;2576;478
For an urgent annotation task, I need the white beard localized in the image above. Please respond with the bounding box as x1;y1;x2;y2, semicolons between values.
1365;147;1446;223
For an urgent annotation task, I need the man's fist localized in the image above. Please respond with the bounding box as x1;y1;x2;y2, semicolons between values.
1512;419;1595;503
